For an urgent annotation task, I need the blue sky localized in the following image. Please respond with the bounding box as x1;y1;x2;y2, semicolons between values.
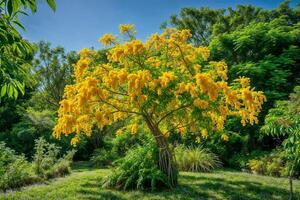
20;0;299;52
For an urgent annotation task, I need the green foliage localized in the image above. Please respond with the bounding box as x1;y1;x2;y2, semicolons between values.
90;148;117;167
102;140;171;191
246;149;300;178
211;18;300;109
0;0;56;99
228;150;269;170
175;145;221;172
0;142;35;191
31;41;79;110
111;130;150;157
44;151;75;179
261;86;300;183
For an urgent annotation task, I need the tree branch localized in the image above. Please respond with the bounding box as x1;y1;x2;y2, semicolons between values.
156;104;191;126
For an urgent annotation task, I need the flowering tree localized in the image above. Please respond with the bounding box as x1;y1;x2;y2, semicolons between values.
54;24;266;186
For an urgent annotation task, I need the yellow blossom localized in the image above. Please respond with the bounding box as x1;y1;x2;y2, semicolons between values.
221;134;229;141
99;34;116;46
201;129;208;139
119;24;135;33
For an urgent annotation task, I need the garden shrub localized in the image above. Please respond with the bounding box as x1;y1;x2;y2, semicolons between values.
102;138;172;191
0;142;36;191
175;145;221;172
246;150;300;178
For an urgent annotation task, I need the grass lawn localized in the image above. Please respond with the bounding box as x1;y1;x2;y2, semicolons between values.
1;162;299;200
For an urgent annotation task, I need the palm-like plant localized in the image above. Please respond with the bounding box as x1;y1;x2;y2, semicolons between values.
175;145;221;172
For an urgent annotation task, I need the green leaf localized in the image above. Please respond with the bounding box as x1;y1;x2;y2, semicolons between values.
13;87;18;99
16;81;25;95
12;0;21;13
1;84;7;97
47;0;56;11
8;84;13;97
7;0;13;15
28;0;37;12
13;20;25;30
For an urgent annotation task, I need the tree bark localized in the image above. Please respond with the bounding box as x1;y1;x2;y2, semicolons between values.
143;115;178;187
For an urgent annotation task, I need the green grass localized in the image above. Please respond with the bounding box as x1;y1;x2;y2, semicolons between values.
1;162;299;200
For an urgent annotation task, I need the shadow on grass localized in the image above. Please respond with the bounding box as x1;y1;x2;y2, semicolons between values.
180;174;300;200
78;172;299;200
79;176;125;200
72;161;94;172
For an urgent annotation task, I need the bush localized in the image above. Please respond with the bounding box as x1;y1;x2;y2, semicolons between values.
228;150;269;170
90;148;117;167
248;159;266;175
102;139;171;191
44;150;75;179
175;145;221;172
0;142;35;191
33;137;75;179
246;150;297;178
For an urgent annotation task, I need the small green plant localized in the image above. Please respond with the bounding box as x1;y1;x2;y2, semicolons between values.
33;137;75;179
175;145;221;172
248;159;266;175
102;138;172;191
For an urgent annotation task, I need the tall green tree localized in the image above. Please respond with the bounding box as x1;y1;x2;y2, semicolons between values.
30;41;79;110
210;17;300;108
167;1;300;46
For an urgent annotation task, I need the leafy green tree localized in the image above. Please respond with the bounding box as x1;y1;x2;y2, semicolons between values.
167;1;300;46
169;7;224;46
30;41;79;110
261;86;300;200
210;17;300;109
0;0;56;99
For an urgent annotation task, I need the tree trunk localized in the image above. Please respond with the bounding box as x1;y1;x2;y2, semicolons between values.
289;175;293;200
144;115;178;187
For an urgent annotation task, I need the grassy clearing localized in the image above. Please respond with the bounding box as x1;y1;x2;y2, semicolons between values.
0;162;299;200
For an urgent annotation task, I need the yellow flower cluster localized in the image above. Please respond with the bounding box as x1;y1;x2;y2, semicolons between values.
196;47;210;61
74;57;90;81
221;134;229;141
108;40;145;62
195;73;219;101
236;76;250;88
119;24;135;33
159;72;176;88
210;61;228;80
99;34;116;46
193;99;209;109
